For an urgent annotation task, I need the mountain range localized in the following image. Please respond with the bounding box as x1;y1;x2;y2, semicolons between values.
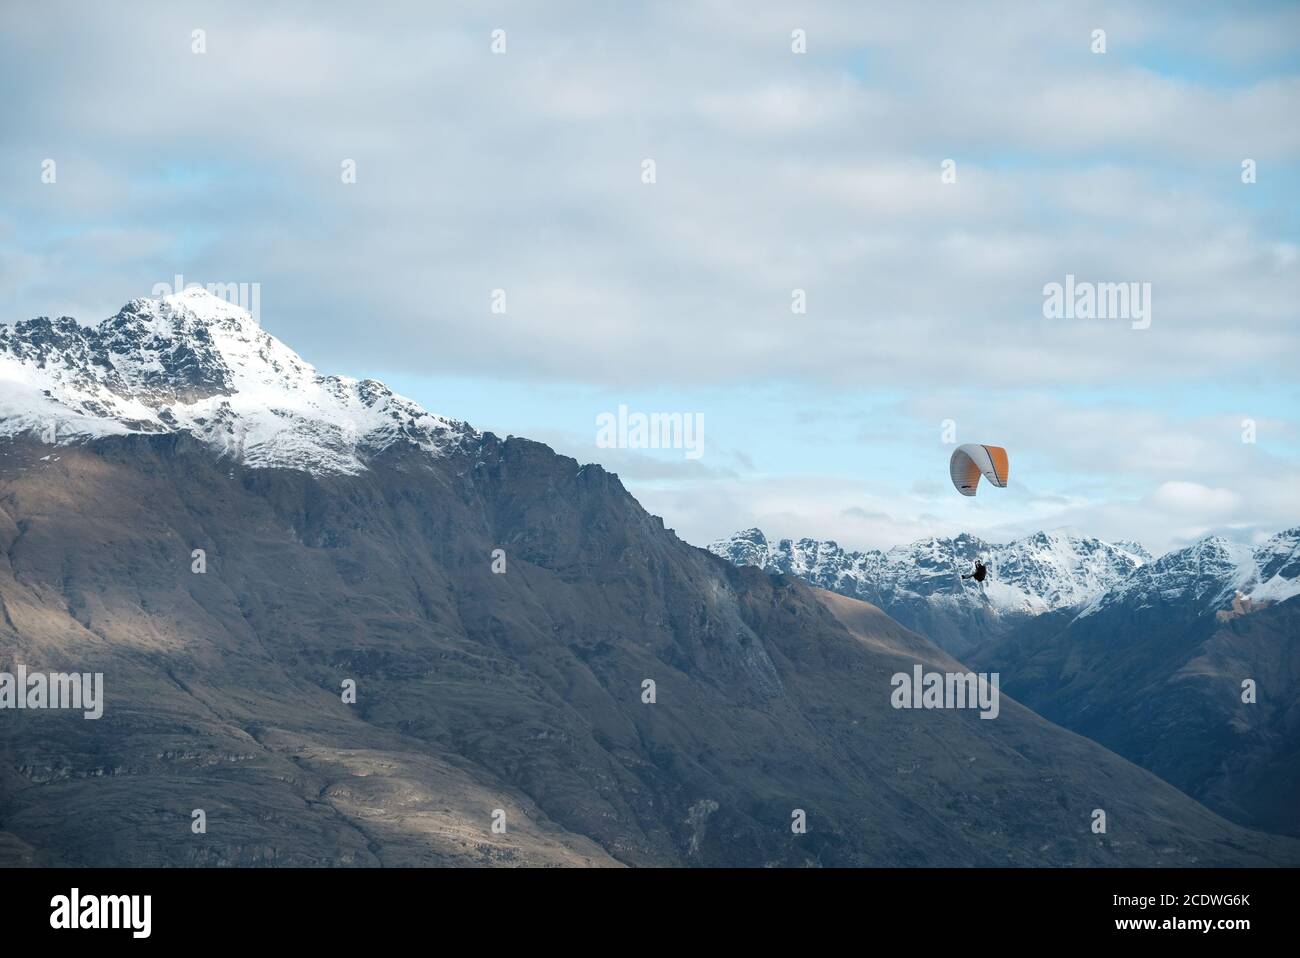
708;528;1152;655
973;531;1300;837
713;526;1300;837
0;288;1295;866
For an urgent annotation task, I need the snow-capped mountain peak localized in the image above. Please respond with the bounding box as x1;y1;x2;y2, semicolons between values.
1078;527;1300;618
1112;539;1153;563
713;527;1145;611
708;527;1149;653
711;523;1299;654
0;289;474;474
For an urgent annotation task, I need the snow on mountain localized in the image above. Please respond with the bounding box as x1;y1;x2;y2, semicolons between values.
713;527;1144;614
709;527;1147;653
0;287;474;474
1078;527;1300;618
713;523;1299;653
1251;527;1300;603
1113;540;1153;563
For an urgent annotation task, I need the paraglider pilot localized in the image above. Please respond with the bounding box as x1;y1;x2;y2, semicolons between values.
962;559;989;584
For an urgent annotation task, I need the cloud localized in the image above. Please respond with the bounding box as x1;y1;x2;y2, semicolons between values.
2;1;1296;556
1148;481;1242;515
3;1;1297;388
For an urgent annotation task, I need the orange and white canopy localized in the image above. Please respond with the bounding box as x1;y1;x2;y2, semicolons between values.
949;444;1009;497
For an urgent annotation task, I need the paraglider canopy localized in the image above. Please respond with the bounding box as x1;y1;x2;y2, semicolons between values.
950;444;1009;497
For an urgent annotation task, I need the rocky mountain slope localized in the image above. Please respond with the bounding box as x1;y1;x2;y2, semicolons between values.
973;531;1300;837
710;528;1148;655
0;290;1294;866
1076;529;1300;620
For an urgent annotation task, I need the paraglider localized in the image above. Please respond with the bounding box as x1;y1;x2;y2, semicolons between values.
949;444;1009;497
948;444;1007;592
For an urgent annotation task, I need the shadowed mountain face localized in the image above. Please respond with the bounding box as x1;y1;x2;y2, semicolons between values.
974;571;1300;838
1;433;1296;867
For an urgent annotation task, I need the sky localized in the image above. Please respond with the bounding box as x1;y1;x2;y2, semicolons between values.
1;0;1297;556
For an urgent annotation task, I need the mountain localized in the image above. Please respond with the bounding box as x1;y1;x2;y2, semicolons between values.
1077;530;1300;620
0;286;473;475
709;528;1147;655
1;289;1295;867
973;530;1300;837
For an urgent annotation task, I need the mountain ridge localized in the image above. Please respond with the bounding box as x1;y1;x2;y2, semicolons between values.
2;292;1296;865
708;526;1149;654
0;287;473;475
710;525;1298;653
3;431;1295;865
1077;528;1300;620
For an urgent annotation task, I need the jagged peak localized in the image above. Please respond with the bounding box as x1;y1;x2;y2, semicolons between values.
1075;531;1284;620
0;293;474;475
709;525;1153;618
